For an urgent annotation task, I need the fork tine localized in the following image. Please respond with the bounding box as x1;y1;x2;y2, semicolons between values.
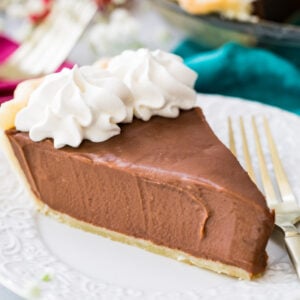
228;117;237;156
252;117;278;207
0;0;97;80
239;117;256;183
42;3;97;74
21;17;61;73
22;9;71;73
7;11;55;67
263;118;296;203
21;1;96;75
231;116;300;279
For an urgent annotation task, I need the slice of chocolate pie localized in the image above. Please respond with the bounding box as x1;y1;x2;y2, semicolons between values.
0;49;274;279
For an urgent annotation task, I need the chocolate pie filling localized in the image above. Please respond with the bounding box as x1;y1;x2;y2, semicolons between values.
5;108;274;275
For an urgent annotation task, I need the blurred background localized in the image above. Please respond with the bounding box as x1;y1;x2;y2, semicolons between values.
0;1;184;65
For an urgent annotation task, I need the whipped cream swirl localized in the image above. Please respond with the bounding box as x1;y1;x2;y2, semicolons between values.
107;48;197;121
15;65;133;148
15;49;198;148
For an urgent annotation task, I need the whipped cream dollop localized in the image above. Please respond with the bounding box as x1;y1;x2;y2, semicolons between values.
107;48;197;121
14;49;198;148
15;65;133;148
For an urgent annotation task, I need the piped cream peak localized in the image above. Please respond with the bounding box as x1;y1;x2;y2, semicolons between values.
1;49;198;148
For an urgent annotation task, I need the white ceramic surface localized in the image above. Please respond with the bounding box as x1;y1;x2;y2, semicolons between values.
1;95;300;300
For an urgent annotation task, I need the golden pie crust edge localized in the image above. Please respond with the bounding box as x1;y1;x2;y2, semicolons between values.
177;0;254;20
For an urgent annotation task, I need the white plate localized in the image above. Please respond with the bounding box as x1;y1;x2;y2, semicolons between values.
1;95;300;300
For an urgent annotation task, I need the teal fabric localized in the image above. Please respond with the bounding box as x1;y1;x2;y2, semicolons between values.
174;40;300;115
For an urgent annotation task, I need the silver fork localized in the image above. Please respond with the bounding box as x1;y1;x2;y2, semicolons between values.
0;0;97;80
228;116;300;278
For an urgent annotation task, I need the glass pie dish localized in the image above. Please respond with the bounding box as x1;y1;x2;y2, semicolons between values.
149;0;300;51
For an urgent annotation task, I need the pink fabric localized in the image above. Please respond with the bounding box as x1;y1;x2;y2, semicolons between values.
0;34;73;105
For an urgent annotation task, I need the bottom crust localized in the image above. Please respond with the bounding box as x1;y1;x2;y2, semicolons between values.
36;200;255;280
0;131;256;280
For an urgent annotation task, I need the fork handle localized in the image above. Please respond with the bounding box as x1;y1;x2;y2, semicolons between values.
283;225;300;278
